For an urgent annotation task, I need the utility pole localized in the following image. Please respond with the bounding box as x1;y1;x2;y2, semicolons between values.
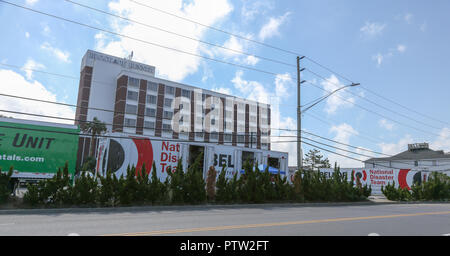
297;56;305;171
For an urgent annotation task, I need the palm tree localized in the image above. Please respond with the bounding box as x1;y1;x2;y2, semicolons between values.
80;117;107;157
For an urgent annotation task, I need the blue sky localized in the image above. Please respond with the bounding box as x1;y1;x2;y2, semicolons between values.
1;0;449;167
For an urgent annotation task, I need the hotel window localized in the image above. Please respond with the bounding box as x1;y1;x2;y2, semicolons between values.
128;77;140;87
164;98;173;108
144;121;155;130
163;111;173;120
125;104;137;115
127;90;138;101
210;132;218;140
124;118;136;128
414;161;419;166
145;108;156;117
162;123;172;132
146;95;157;104
165;86;175;95
147;81;158;92
224;134;232;142
181;89;191;98
211;118;216;125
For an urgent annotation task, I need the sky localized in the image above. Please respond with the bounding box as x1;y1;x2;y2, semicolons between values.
1;0;450;168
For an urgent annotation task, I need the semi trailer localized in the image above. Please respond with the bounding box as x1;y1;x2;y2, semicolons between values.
95;132;289;181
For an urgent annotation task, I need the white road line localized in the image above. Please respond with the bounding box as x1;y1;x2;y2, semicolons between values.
67;233;80;236
368;233;380;236
442;233;450;236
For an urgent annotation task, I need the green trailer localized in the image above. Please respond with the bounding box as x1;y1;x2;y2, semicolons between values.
0;118;79;185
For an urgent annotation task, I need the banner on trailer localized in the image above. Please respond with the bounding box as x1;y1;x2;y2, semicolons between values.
98;137;181;181
0;120;79;178
212;147;238;180
318;168;429;194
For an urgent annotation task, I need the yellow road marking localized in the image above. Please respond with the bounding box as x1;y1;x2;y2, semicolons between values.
102;210;450;236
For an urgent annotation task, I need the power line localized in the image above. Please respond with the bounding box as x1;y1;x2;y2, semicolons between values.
0;0;283;77
305;80;443;138
302;111;382;144
2;108;447;168
359;85;450;127
64;0;296;69
301;130;391;157
0;91;387;153
0;108;285;139
129;0;303;57
305;69;445;132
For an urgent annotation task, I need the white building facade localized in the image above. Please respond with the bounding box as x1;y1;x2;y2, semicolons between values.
75;50;271;150
364;143;450;174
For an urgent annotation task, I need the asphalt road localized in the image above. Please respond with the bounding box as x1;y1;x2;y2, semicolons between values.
0;202;449;236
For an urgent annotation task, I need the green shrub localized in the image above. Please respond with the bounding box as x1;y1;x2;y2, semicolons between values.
97;170;120;207
184;153;206;204
215;165;229;203
382;172;449;201
70;172;99;206
148;162;168;205
166;158;186;204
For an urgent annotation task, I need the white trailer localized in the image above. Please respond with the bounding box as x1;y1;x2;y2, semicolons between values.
96;133;288;181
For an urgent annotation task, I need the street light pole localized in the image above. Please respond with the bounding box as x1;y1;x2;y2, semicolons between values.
296;58;359;172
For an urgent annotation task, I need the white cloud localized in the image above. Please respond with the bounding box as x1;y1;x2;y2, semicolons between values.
320;74;355;114
0;69;75;124
244;55;259;65
96;0;233;82
25;0;39;6
372;45;405;67
378;135;414;155
211;87;232;95
231;70;270;104
327;123;365;167
212;34;261;66
397;44;406;53
21;59;45;80
231;70;296;165
40;42;71;63
274;73;293;98
42;24;51;36
25;32;30;39
360;21;386;37
432;127;450;152
372;53;384;67
404;13;413;24
221;36;244;58
379;119;394;131
258;12;290;40
241;0;273;22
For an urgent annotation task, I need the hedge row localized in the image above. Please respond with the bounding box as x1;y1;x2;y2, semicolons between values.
382;172;450;201
2;159;373;208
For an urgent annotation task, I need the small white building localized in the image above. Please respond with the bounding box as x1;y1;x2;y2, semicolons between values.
364;143;450;175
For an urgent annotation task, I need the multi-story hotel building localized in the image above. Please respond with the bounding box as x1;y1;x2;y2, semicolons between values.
75;50;272;165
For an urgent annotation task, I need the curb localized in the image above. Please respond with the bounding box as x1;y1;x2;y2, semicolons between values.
0;200;400;215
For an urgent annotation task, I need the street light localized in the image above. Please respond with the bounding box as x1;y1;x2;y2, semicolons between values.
301;82;360;113
296;70;359;171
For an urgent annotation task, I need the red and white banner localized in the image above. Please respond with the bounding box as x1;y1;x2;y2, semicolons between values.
319;168;429;194
97;136;181;181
